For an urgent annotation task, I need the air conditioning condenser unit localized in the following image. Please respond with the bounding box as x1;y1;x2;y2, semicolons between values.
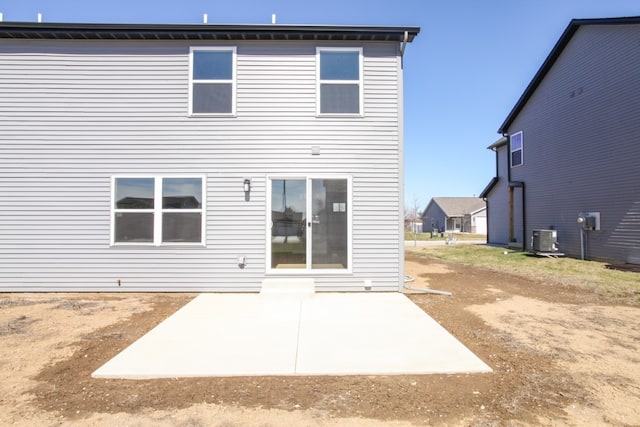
532;229;558;253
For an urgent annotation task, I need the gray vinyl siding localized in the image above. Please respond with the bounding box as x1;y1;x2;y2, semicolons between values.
0;39;403;291
486;146;510;245
505;24;640;262
421;204;446;232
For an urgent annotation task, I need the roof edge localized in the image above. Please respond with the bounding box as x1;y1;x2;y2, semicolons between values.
487;136;508;150
497;16;640;134
479;177;499;199
0;21;420;42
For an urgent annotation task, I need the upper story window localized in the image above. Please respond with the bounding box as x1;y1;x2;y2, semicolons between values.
112;176;205;246
510;131;523;167
317;48;363;115
189;47;236;116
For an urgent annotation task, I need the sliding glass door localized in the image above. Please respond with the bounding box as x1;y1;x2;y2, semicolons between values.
310;178;348;269
270;177;349;271
270;179;307;268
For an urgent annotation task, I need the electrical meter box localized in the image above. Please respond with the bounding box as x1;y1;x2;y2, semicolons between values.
577;212;600;231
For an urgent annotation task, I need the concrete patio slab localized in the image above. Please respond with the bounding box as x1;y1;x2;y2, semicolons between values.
296;293;490;375
92;292;492;379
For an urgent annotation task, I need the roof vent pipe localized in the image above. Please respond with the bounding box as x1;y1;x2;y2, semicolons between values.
203;13;208;24
0;12;3;22
272;14;276;24
37;13;42;23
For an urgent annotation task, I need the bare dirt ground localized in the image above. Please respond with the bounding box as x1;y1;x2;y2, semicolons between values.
1;253;639;426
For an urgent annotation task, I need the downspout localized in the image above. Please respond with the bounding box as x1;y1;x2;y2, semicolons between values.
400;31;408;67
506;134;512;183
483;196;490;241
505;133;515;244
397;35;406;292
508;186;514;242
521;182;526;250
494;144;500;178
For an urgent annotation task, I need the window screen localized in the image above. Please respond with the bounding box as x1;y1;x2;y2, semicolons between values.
320;84;360;114
161;178;203;243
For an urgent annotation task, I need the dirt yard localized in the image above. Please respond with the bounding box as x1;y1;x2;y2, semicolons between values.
1;253;639;426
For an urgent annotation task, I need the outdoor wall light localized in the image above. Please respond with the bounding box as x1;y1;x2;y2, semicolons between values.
243;179;251;192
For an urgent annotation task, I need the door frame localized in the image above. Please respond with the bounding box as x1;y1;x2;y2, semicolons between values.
266;174;352;275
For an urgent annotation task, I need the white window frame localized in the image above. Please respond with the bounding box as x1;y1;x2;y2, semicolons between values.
266;174;353;274
510;131;524;167
316;47;364;117
111;175;206;246
189;46;237;117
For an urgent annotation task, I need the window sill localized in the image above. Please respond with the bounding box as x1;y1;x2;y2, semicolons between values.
266;268;352;275
188;113;236;118
316;113;364;118
110;243;206;248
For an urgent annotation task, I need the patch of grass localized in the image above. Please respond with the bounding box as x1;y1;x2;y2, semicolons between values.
409;245;640;303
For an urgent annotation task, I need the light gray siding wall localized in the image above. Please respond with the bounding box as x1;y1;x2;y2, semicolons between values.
0;39;403;291
486;148;510;244
506;24;640;262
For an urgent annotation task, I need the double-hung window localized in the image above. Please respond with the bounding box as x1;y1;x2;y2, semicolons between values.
190;47;236;115
112;176;205;245
317;48;363;115
510;131;523;167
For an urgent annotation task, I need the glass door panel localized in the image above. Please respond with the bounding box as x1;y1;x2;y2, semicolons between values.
271;179;306;269
311;179;348;269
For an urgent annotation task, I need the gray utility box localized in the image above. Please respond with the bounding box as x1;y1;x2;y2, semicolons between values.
532;229;558;252
578;212;601;231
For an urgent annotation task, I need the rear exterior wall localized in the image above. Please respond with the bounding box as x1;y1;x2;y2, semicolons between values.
0;39;405;291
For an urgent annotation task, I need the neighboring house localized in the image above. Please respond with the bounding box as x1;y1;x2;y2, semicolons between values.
421;197;486;234
0;22;419;291
481;17;640;263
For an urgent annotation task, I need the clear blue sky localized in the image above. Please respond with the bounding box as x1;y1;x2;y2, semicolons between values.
2;0;639;210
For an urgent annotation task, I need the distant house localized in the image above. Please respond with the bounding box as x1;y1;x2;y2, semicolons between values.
481;17;640;263
421;197;486;234
0;22;420;292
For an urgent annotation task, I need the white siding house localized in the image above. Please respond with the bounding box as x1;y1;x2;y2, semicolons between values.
0;23;419;291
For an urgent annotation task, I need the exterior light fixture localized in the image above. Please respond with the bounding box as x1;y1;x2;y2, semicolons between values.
243;179;251;192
